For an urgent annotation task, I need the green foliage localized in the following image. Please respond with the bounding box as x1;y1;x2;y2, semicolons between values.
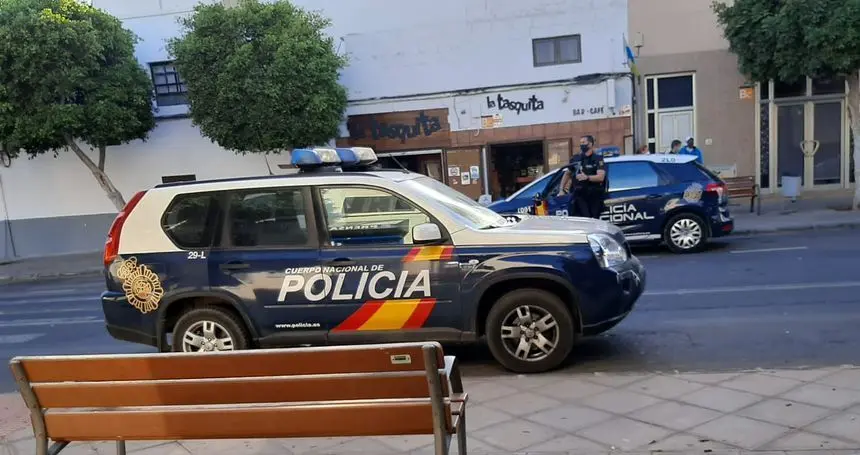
169;0;348;154
0;0;155;158
713;0;860;82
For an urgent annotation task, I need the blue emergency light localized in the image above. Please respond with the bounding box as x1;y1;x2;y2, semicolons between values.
291;146;379;173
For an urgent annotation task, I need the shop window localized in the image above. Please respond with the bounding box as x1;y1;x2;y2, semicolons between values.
759;81;770;101
656;75;694;109
646;78;655;110
150;61;188;107
532;35;581;67
759;103;770;189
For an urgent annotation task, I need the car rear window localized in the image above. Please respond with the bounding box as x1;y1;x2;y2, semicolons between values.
161;193;221;248
660;162;718;184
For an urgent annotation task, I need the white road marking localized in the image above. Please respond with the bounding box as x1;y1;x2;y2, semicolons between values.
730;246;809;254
644;281;860;296
0;334;45;344
0;317;102;328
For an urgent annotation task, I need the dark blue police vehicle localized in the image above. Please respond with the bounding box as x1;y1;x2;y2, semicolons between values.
488;154;734;253
101;147;645;373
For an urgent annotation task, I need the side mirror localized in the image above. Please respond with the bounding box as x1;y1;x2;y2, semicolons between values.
412;222;443;243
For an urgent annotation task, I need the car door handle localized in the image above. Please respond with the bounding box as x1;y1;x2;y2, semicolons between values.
646;194;663;199
219;262;250;272
326;258;356;266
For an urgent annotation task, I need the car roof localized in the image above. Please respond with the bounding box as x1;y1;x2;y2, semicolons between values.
605;154;698;164
152;169;421;192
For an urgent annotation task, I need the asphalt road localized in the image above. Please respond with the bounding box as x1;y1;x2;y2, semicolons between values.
0;228;857;391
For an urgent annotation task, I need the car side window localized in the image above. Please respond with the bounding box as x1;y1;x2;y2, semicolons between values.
225;188;310;248
512;173;553;200
161;193;220;249
607;162;660;192
319;186;431;246
661;163;711;183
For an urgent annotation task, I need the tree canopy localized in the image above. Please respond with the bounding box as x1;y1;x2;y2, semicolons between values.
713;0;860;83
0;0;155;209
169;0;349;154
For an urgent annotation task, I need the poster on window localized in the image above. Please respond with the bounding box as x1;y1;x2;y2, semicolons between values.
448;166;461;177
470;166;480;181
461;173;471;185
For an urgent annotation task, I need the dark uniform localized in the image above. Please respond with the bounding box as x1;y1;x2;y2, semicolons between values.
569;152;607;219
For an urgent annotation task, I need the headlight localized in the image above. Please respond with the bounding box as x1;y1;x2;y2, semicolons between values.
588;233;628;268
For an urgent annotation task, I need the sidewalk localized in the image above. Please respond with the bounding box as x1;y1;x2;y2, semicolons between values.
2;366;860;454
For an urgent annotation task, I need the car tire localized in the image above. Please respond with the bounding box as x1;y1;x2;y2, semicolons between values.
663;212;708;254
485;289;575;374
172;306;251;353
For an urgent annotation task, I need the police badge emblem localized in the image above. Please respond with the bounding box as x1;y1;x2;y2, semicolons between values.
683;183;704;203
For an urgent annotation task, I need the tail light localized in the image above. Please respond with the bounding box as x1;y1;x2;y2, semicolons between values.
104;190;148;267
705;182;727;203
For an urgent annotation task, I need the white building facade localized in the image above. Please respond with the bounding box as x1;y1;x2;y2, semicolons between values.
0;0;631;259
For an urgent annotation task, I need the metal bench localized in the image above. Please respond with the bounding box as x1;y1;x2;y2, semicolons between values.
10;342;468;455
724;176;760;214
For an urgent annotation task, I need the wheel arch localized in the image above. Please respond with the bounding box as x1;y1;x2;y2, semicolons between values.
472;272;583;337
156;291;259;351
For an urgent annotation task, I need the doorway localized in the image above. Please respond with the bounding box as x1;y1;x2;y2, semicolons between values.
377;150;444;182
489;141;545;199
774;101;845;188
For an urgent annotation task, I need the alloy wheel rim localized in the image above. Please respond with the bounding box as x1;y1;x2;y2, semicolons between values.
669;218;702;249
500;305;560;362
182;320;234;353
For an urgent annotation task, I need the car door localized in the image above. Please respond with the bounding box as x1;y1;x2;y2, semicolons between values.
314;184;462;342
206;186;325;343
602;162;665;236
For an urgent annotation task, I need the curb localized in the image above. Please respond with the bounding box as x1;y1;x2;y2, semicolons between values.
732;219;860;236
0;268;102;285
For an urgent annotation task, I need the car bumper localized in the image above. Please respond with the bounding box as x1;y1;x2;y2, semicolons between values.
102;291;158;347
580;257;646;336
710;207;734;238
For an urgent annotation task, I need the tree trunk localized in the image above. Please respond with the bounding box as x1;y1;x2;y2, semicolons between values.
64;136;127;211
847;73;860;210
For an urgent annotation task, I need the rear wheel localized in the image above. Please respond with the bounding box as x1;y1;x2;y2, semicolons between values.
664;213;708;254
485;289;575;374
172;307;250;353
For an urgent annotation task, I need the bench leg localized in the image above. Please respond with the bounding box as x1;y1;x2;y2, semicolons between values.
457;408;467;455
749;197;754;213
116;441;126;455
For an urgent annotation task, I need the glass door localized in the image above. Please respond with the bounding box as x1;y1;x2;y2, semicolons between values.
776;104;805;186
811;101;843;186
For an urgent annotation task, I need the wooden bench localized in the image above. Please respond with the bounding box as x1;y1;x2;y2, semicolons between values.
724;176;760;214
9;342;468;455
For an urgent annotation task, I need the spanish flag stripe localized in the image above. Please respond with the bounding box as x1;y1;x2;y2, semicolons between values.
402;298;437;329
332;300;385;332
403;247;423;262
438;246;455;261
358;299;422;331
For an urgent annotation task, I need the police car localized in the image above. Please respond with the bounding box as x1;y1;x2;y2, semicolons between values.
488;154;734;254
101;147;645;373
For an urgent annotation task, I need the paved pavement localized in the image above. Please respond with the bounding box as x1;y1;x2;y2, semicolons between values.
3;366;860;454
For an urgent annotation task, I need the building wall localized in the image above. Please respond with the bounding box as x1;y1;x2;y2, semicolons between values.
628;0;755;176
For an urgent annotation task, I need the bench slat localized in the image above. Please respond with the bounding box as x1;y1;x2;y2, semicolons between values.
17;343;442;383
33;372;449;408
44;401;449;441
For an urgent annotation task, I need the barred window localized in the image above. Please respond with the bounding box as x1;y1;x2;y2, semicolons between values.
150;61;188;107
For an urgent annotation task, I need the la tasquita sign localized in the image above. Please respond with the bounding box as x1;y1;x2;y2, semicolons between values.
346;108;451;151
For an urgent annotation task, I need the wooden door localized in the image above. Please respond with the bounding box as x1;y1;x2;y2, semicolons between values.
445;147;483;200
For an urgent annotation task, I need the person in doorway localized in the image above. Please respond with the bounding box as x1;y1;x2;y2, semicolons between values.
567;135;607;219
669;139;682;154
636;145;650;155
680;137;704;164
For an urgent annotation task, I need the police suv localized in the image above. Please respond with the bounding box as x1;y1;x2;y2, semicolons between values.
488;154;734;254
101;147;645;373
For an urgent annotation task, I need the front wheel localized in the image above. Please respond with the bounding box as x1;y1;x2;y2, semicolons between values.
485;289;575;374
663;213;708;254
172;307;251;353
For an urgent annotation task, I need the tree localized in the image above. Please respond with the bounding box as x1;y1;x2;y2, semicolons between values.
0;0;155;210
168;0;348;155
713;0;860;209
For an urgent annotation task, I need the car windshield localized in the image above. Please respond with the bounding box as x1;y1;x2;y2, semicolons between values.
405;177;509;229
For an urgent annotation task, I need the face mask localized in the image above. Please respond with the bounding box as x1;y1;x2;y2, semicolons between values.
580;144;589;153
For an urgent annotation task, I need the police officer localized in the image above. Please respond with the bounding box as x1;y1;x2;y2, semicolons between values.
567;135;606;219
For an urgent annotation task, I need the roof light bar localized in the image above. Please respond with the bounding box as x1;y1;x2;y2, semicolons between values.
290;146;379;172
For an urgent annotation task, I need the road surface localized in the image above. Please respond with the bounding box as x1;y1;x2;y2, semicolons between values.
0;228;857;391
